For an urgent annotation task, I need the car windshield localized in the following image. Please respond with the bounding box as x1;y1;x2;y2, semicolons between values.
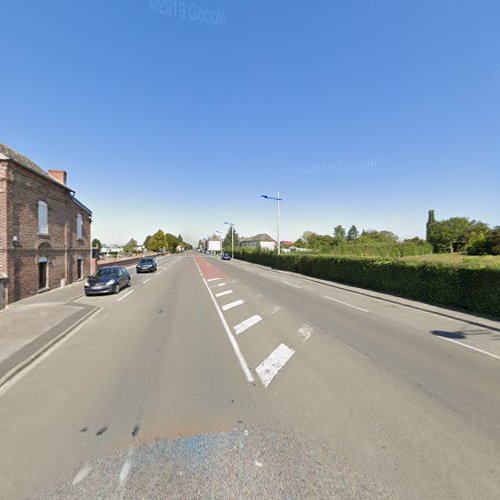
140;259;153;263
93;268;118;277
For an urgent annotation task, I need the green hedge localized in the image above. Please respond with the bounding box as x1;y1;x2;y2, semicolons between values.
232;249;500;317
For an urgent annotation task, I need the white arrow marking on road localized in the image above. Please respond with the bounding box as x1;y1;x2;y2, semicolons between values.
222;300;244;311
234;315;262;335
256;343;295;388
297;324;313;343
216;290;233;297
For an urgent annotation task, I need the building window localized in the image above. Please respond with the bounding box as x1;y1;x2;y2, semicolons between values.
38;201;48;235
77;257;83;280
76;213;83;239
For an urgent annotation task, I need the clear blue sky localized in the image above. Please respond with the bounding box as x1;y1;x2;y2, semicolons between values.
2;0;499;245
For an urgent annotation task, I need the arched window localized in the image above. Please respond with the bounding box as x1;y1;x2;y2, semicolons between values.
76;213;83;239
38;201;48;234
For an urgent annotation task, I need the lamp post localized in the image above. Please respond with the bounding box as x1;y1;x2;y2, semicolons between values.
224;221;235;258
261;192;283;254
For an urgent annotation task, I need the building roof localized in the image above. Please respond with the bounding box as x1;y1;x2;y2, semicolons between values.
0;143;71;191
240;233;276;243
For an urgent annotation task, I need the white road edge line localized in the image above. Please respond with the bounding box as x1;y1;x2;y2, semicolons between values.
323;295;369;313
207;277;222;282
281;280;301;289
215;290;233;298
194;260;254;383
117;290;135;302
222;300;244;311
438;336;500;361
255;343;295;388
234;315;262;335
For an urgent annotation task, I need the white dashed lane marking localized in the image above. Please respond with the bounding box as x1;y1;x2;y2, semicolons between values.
256;343;295;388
233;315;262;335
323;295;369;313
222;300;244;311
207;277;222;282
281;280;301;289
215;290;233;298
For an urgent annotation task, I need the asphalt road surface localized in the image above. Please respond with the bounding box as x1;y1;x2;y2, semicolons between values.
1;252;500;499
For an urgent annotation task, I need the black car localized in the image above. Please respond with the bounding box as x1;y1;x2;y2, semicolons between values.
221;253;231;260
136;257;158;273
84;266;131;295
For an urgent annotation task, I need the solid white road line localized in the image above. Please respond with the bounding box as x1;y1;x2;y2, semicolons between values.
323;295;369;313
215;290;233;298
117;290;135;302
207;277;222;282
438;336;500;361
281;280;301;289
256;343;295;388
194;260;254;383
234;315;262;335
222;300;244;311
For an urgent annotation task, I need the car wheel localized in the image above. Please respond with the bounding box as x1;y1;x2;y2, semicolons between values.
114;283;120;294
127;277;131;287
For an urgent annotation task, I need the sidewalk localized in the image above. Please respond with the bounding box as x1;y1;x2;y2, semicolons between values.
0;281;98;386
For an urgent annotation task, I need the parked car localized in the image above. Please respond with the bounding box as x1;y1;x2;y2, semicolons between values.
136;257;158;273
84;266;131;295
221;253;231;260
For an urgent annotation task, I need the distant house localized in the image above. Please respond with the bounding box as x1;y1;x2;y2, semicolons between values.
280;240;294;247
240;233;276;251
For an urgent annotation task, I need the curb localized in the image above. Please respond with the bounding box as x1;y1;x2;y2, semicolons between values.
0;306;102;390
232;258;500;332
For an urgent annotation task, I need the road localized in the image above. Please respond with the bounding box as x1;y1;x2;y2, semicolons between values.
0;252;499;499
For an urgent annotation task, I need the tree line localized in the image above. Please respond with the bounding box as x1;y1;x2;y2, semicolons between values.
426;210;499;254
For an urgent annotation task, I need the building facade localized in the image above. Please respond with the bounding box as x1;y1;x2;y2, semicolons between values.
240;233;276;251
0;144;92;307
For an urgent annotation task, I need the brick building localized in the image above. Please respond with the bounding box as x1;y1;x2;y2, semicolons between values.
0;144;92;308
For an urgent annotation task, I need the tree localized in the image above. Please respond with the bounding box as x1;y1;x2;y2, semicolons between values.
428;217;489;253
92;238;102;250
148;230;167;252
123;238;138;254
347;225;359;241
177;234;183;243
165;233;179;252
223;226;240;248
426;209;436;242
333;225;346;243
358;230;399;243
143;235;152;250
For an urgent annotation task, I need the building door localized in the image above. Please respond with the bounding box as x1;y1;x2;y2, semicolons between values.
77;258;83;280
38;258;48;289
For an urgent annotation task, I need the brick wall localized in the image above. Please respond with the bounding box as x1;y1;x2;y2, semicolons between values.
3;161;91;304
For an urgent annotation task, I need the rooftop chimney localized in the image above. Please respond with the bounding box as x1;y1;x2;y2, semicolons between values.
48;169;67;185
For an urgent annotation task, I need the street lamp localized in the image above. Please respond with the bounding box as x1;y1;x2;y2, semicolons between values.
261;192;283;254
224;221;235;258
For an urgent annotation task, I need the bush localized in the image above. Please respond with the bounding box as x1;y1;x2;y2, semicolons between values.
232;249;500;317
